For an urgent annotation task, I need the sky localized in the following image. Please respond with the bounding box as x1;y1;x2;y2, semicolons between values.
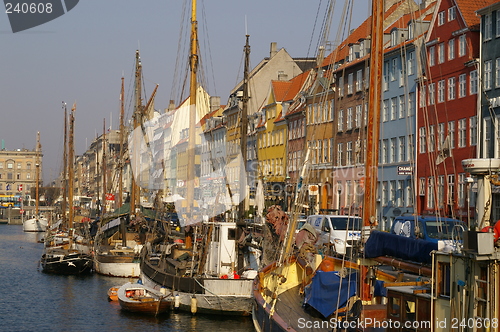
0;0;370;183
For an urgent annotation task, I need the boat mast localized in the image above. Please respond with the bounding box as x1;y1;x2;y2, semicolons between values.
35;131;41;217
118;76;124;208
130;50;142;215
360;0;384;302
68;104;75;230
363;0;384;228
102;118;107;215
237;34;250;271
62;103;68;223
187;0;198;219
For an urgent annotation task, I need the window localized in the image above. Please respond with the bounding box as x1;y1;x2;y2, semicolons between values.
428;46;435;66
458;34;466;57
7;162;13;169
355;105;362;128
438;79;445;103
399;136;406;161
347;73;353;94
391;97;397;120
496;58;500;88
485;60;492;90
347;107;353;129
438;123;445;150
438;43;445;64
438;262;451;297
399;95;405;118
428;83;435;105
485;13;492;40
383;61;389;90
428;177;435;209
429;125;435;152
338;109;344;131
419;127;426;153
356;69;363;91
438;11;445;26
408;92;415;116
419;86;426;108
470;70;478;94
448;6;456;21
408;51;415;75
398;180;405;207
448;77;456;100
448;39;455;60
497;11;500;37
438;176;445;208
391;138;397;162
346;141;353;165
459;74;466;98
458;173;465;207
337;143;343;166
383;99;389;122
458;118;466;148
383;139;389;163
391;58;397;81
419;177;426;196
365;66;370;88
338;76;344;97
469;116;477;145
448;121;455;148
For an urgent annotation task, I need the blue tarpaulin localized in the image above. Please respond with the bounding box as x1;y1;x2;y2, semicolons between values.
304;271;357;318
364;230;437;264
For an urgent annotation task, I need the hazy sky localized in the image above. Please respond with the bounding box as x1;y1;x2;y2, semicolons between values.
0;0;369;183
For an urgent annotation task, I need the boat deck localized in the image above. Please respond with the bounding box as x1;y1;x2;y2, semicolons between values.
273;286;385;331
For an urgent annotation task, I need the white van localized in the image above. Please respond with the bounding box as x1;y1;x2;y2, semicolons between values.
306;215;362;255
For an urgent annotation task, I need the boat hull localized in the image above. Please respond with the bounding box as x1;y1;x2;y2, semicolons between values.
23;217;48;232
117;282;172;315
140;258;253;316
94;254;140;278
41;249;93;275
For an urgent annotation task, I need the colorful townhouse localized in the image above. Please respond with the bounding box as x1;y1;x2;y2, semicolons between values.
477;1;500;221
416;0;492;222
378;2;436;230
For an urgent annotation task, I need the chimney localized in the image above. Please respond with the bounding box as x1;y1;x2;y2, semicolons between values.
270;42;277;58
210;96;221;112
168;100;176;111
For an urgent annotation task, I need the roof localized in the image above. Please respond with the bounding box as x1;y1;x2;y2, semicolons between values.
455;0;498;29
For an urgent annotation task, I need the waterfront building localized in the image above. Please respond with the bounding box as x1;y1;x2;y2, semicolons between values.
378;2;435;230
416;0;488;222
0;144;41;200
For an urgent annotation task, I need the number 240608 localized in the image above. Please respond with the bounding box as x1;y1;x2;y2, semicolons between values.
5;2;53;14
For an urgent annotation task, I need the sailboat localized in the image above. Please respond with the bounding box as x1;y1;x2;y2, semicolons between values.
40;103;93;275
138;1;259;316
23;132;48;232
93;54;154;278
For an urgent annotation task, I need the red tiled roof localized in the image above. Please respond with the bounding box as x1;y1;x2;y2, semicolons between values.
456;0;497;29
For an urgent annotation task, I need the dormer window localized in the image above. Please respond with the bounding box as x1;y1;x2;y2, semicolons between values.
359;42;364;57
408;22;414;39
348;44;360;62
448;6;456;21
391;29;399;47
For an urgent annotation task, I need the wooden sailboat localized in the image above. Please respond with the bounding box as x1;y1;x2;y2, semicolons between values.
23;132;48;232
139;1;258;316
40;103;93;275
252;0;403;330
93;55;152;278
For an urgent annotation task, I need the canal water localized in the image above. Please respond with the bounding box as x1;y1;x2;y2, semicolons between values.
0;225;255;332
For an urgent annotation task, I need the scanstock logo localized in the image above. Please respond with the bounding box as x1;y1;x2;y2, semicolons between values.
128;104;250;226
4;0;79;33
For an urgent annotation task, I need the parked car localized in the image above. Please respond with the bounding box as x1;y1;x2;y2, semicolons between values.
390;215;467;247
306;215;362;256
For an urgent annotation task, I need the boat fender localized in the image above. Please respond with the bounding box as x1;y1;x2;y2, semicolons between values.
190;296;197;314
174;293;180;309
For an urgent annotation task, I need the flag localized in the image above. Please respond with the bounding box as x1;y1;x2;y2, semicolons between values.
436;135;452;165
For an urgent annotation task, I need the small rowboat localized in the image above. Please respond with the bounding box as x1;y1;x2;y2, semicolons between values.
117;282;172;315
